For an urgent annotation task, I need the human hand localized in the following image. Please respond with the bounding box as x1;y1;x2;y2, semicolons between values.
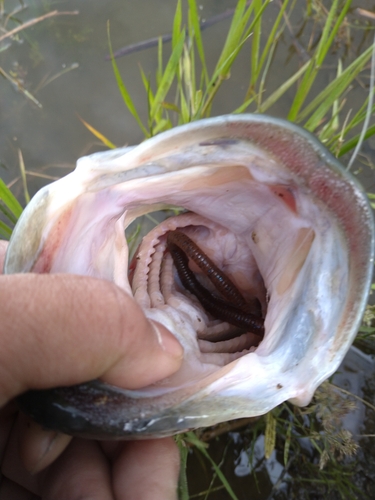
0;241;183;499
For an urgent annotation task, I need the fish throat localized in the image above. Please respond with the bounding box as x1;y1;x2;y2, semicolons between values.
130;209;272;366
167;230;265;335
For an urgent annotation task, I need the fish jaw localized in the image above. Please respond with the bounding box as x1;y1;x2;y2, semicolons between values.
6;114;374;438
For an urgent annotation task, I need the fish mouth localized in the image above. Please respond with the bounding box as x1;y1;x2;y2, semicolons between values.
127;184;314;373
132;214;267;386
7;115;374;439
132;216;266;358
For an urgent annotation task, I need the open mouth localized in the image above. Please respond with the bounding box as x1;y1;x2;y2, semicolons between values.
128;183;314;374
120;144;317;384
131;212;266;364
8;115;373;439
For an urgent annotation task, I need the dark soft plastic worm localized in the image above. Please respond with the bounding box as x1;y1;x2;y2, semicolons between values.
167;232;264;336
167;230;246;307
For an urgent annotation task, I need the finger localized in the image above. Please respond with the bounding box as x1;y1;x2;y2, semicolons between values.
113;438;180;500
0;402;18;458
0;476;39;500
0;240;8;272
41;439;113;500
1;414;39;495
0;273;183;405
2;411;71;493
17;414;72;474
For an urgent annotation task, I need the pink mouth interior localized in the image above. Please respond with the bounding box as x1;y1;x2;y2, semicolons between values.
130;211;267;366
122;165;315;378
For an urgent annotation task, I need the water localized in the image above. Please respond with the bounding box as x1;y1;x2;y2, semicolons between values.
2;0;373;198
1;1;375;498
185;347;375;499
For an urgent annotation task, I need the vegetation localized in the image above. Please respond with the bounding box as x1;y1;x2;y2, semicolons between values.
104;1;375;497
1;0;375;498
104;0;375;154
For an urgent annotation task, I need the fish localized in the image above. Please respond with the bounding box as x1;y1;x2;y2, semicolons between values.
4;114;374;439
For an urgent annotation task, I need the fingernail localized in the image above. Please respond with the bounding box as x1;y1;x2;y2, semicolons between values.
152;322;183;359
31;431;72;474
28;430;58;474
20;418;72;474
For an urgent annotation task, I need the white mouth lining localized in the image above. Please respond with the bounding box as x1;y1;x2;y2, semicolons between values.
131;211;266;367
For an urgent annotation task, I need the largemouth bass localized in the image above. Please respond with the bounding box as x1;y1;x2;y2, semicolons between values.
5;115;374;438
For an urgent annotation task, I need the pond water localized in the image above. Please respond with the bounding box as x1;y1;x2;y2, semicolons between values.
2;0;374;196
1;0;375;498
186;347;375;500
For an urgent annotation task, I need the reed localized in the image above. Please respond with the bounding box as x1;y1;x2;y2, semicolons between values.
1;1;374;498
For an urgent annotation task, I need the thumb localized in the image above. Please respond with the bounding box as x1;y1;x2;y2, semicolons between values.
0;273;183;406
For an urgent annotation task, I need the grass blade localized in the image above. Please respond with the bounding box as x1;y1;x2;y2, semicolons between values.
233;93;256;113
265;412;277;459
172;0;182;49
139;64;155;116
0;202;17;224
176;435;189;500
284;421;293;466
326;92;375;151
199;0;265;116
316;0;352;67
288;0;352;122
0;66;42;108
156;37;163;88
38;63;79;90
185;432;239;500
188;0;208;85
256;0;290;82
149;30;185;122
301;44;374;129
107;21;149;137
250;0;262;89
18;149;30;205
338;124;375;157
258;60;310;113
199;446;239;500
347;36;375;170
212;0;254;79
0;220;13;239
0;178;23;219
0;9;79;43
78;115;116;149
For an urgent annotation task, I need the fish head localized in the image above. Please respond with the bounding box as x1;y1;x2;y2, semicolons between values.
5;115;374;438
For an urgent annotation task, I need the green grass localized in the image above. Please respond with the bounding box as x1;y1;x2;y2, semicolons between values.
1;1;375;498
0;177;23;238
105;2;375;498
105;0;375;158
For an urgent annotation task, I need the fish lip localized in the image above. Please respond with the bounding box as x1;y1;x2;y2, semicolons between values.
6;114;375;438
16;381;195;439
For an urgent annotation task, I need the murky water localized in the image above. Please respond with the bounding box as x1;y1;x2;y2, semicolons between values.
2;0;374;195
186;347;375;499
1;0;375;498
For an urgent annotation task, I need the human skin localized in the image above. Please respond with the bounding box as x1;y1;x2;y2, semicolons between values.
0;241;183;500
